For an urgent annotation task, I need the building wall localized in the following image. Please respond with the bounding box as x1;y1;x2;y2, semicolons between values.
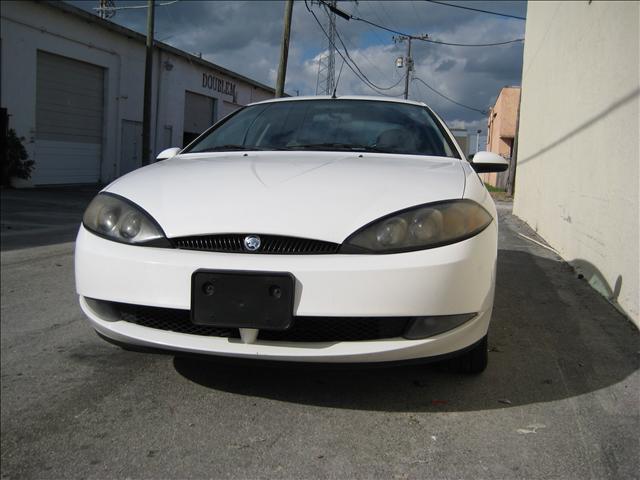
490;87;520;143
483;87;520;189
513;1;639;325
451;129;469;156
0;1;274;184
1;2;122;183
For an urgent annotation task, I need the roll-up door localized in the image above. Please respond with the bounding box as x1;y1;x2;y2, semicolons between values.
183;91;215;147
34;51;104;184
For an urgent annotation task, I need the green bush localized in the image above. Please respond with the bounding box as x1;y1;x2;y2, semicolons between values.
1;129;35;186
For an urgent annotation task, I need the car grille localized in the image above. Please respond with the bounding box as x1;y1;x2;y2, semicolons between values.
171;234;341;255
116;303;239;338
111;302;409;342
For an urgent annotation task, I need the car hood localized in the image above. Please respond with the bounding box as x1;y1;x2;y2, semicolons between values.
105;151;466;242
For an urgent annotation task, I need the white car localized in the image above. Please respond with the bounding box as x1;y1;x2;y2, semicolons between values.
75;96;508;373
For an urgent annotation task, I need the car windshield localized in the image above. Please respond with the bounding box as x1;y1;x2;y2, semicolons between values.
184;99;459;157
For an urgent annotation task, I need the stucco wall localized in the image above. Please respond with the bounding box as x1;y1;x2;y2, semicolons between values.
496;88;519;139
483;87;520;188
487;87;520;154
513;1;639;325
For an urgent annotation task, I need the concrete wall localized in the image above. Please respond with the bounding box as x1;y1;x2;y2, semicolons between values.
513;1;639;325
0;1;274;184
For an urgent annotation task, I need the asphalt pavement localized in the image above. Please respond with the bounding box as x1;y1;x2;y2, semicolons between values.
1;190;638;479
0;187;99;251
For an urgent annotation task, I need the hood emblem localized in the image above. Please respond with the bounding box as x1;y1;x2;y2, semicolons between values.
244;235;261;252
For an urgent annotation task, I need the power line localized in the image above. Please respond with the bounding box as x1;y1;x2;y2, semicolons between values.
423;0;527;21
377;1;403;35
308;1;508;108
410;1;428;27
350;3;408;85
316;0;524;47
317;0;337;95
334;4;396;82
332;18;405;91
362;2;394;45
422;36;523;47
307;1;384;94
353;15;523;47
305;1;405;97
94;0;179;12
412;76;488;115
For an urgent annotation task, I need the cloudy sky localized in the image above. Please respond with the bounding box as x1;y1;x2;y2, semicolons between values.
69;0;526;143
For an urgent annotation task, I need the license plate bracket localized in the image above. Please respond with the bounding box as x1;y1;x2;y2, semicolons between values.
191;270;294;330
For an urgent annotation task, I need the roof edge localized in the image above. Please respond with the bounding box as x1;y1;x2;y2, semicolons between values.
41;0;277;94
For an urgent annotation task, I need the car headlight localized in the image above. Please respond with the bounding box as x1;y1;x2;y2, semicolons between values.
342;200;492;253
82;193;170;247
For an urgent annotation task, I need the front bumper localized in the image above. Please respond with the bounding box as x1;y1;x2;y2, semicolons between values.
75;224;497;362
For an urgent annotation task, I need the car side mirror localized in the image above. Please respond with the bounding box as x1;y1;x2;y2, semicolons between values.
156;147;181;161
470;151;509;173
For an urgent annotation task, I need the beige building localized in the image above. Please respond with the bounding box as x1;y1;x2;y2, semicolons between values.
482;86;520;189
513;1;639;326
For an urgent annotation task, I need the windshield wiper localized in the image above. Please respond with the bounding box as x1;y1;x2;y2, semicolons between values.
195;143;393;153
195;144;264;152
195;144;290;152
286;143;392;153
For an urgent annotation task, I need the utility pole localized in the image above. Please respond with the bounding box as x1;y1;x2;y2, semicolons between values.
475;129;481;153
141;0;155;165
275;0;294;98
403;37;412;100
394;34;427;100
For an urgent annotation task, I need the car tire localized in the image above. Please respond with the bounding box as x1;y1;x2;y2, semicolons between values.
447;335;488;374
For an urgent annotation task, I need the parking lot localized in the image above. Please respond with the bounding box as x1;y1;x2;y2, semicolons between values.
1;189;638;479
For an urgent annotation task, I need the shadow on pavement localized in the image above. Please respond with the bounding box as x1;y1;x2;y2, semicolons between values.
173;249;639;412
1;186;99;251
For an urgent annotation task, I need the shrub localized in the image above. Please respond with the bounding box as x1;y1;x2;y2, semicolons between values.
1;129;35;186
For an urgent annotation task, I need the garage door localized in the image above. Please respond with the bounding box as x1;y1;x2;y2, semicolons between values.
183;91;215;147
34;51;104;184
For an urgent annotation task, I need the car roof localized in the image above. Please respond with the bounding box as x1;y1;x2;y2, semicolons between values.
248;95;429;108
